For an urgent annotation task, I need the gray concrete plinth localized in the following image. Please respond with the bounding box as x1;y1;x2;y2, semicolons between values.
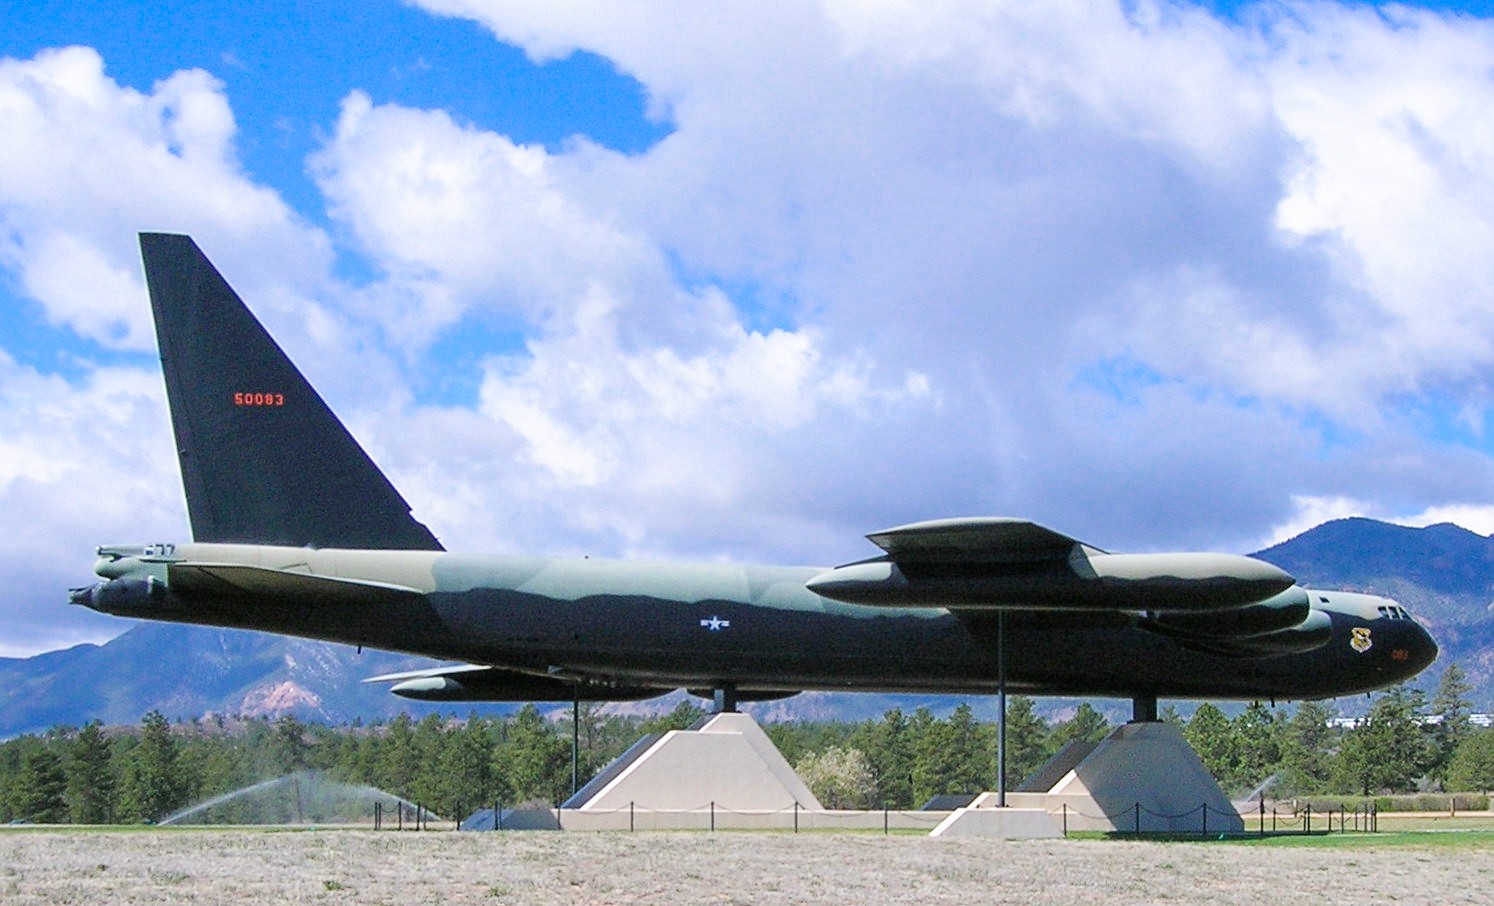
929;806;1064;838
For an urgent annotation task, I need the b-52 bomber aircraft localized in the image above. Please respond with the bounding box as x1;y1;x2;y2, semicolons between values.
72;233;1437;718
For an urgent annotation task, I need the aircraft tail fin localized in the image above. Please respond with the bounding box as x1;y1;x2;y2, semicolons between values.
140;232;444;551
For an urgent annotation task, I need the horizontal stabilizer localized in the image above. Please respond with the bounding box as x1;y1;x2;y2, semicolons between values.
168;562;423;605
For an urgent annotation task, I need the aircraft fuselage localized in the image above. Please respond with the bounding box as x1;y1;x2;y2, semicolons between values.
75;542;1438;702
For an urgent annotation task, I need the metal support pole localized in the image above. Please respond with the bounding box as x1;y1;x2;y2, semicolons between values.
713;684;738;714
572;690;580;797
997;609;1007;808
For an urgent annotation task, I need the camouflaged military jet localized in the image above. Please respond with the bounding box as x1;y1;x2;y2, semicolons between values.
71;234;1438;716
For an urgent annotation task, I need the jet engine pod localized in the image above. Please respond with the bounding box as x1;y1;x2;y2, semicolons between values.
381;666;667;702
1169;609;1334;658
72;577;166;614
805;552;1295;612
1142;587;1312;640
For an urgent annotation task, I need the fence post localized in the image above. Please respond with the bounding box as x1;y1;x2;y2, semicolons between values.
1259;800;1264;836
1062;803;1068;837
794;801;799;834
1304;803;1311;835
496;800;503;831
884;805;888;836
630;801;635;833
1201;803;1207;836
1134;802;1140;835
710;801;716;833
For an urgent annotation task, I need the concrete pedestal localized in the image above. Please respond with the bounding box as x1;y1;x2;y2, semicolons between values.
1003;721;1243;834
565;711;822;813
929;806;1063;838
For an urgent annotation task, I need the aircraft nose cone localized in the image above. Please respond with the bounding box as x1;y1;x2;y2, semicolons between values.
1407;619;1439;673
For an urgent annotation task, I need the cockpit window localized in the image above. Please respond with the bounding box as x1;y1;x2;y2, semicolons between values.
1376;605;1412;620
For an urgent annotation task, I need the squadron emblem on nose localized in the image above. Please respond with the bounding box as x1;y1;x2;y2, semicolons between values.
1350;626;1373;654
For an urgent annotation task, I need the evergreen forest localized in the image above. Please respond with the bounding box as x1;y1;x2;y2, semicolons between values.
4;665;1493;825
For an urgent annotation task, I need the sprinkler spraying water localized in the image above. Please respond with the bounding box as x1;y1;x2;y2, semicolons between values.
158;771;436;826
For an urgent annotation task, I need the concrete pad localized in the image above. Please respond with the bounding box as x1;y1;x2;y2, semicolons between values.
929;807;1063;839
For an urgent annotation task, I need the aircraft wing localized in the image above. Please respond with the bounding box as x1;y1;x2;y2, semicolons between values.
806;517;1295;613
867;517;1096;562
168;562;424;605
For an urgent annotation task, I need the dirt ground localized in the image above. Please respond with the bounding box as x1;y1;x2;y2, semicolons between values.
2;829;1491;905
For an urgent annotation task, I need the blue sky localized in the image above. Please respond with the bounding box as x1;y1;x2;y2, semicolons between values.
5;0;1494;656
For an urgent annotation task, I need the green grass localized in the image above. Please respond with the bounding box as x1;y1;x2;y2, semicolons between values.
1231;830;1494;849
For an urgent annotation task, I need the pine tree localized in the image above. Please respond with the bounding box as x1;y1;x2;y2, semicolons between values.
640;700;706;735
1335;685;1432;795
1003;696;1051;791
437;715;500;815
910;704;994;804
269;715;311;776
18;747;69;823
501;705;570;805
857;708;915;808
1183;703;1239;789
410;714;450;809
1428;663;1473;788
67;721;117;824
1232;702;1281;793
375;713;418;801
1276;700;1337;796
1447;727;1494;793
1050;702;1110;750
120;711;187;822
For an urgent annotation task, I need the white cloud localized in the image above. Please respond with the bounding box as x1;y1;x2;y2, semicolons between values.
0;46;327;350
1394;504;1494;537
382;0;1494;555
0;350;182;656
10;2;1494;656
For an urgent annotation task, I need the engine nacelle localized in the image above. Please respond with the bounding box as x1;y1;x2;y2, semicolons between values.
1142;587;1311;641
1168;609;1334;658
